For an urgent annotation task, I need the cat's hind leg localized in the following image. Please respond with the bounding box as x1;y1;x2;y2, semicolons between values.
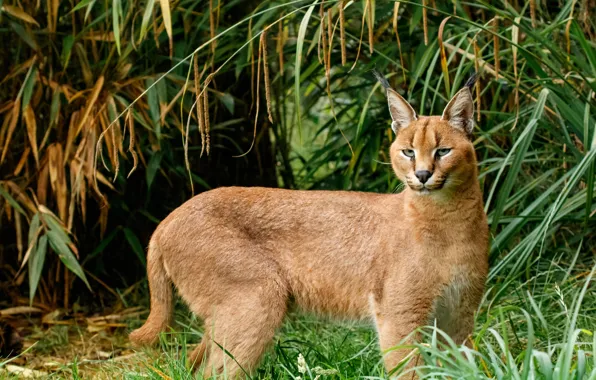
191;276;288;378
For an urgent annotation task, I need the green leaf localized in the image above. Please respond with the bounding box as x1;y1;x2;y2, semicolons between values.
70;0;95;13
123;228;146;265
9;21;38;50
28;213;40;245
139;0;156;44
28;235;47;304
112;0;121;55
0;184;26;215
489;89;549;235
46;229;90;290
40;212;72;246
61;35;74;69
294;1;316;143
49;88;61;127
146;151;162;190
219;93;235;114
83;227;119;265
21;67;37;110
145;78;160;140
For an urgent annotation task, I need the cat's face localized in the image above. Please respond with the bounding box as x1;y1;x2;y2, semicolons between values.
390;116;477;195
374;71;478;195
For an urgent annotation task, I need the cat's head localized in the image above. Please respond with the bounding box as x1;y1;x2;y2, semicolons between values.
374;71;478;196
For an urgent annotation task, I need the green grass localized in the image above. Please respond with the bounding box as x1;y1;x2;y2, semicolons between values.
5;260;594;379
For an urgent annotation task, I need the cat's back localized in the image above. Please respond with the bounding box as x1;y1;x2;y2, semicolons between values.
153;186;403;242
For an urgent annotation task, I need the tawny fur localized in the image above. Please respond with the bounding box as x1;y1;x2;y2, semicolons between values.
130;79;489;378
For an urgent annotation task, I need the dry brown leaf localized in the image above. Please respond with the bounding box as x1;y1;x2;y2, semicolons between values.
126;110;138;178
13;146;30;176
15;211;23;260
48;144;68;222
24;106;39;167
2;5;40;26
37;160;49;206
565;0;578;59
47;0;58;32
0;99;21;165
19;225;41;271
0;306;43;316
4;181;36;213
159;0;173;57
366;0;374;53
65;77;103;163
2;364;47;378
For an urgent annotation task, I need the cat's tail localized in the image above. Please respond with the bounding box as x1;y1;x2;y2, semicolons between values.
129;238;172;346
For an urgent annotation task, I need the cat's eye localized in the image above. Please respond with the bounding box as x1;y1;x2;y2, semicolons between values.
402;149;415;158
436;148;451;157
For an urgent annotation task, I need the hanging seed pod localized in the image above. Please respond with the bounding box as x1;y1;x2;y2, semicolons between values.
438;17;452;96
203;75;211;156
367;0;374;53
193;53;206;156
473;39;481;122
126;109;138;178
261;28;273;124
530;0;536;28
339;1;346;65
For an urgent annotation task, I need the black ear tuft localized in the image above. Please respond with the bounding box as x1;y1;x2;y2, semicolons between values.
372;69;391;90
464;72;478;89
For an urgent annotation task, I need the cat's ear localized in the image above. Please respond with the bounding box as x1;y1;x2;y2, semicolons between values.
441;73;477;135
373;70;417;133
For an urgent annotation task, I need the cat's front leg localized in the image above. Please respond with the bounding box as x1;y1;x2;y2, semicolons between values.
371;277;436;379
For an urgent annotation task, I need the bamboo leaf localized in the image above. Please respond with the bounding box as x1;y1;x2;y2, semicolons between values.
112;0;121;55
47;229;90;290
28;213;40;245
28;235;47;304
139;0;156;43
123;228;146;266
158;0;173;57
295;1;317;142
9;20;38;50
60;35;74;69
49;88;61;127
0;184;26;216
70;0;95;13
146;151;162;190
23;106;38;167
2;4;39;26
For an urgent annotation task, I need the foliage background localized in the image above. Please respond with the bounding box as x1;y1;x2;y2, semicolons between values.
0;0;595;378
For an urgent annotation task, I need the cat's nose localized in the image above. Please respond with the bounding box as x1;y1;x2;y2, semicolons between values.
415;170;432;184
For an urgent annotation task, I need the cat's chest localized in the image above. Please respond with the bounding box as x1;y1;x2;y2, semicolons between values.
428;265;475;325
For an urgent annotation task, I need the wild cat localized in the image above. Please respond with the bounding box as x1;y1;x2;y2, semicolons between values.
130;71;489;378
